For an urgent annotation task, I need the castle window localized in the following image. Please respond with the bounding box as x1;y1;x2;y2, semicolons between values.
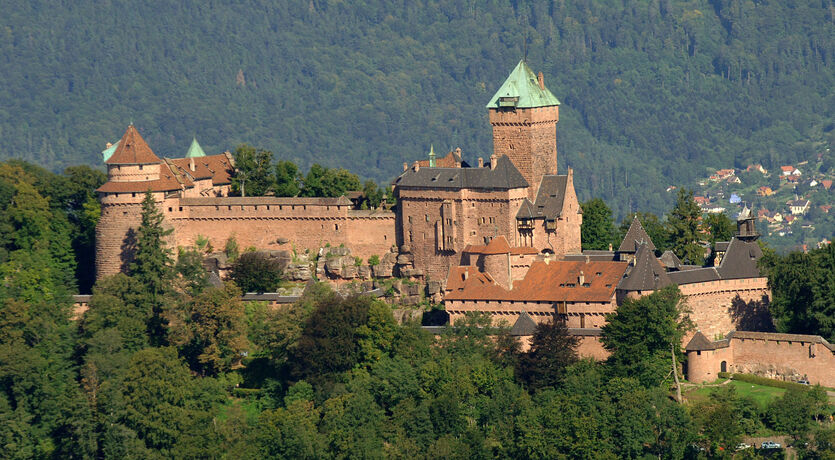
266;206;270;210
179;207;183;212
241;206;245;211
168;207;173;212
228;206;232;210
409;231;413;242
139;165;143;170
132;193;136;198
408;216;412;223
334;223;339;231
255;206;258;210
447;218;452;225
425;214;429;222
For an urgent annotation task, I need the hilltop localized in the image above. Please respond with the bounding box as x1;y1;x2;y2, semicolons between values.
1;0;833;217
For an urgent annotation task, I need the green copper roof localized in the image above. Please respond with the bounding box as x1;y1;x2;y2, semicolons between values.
486;60;561;109
101;140;119;162
185;138;206;158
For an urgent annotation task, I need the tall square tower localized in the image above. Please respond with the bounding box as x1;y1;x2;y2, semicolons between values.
487;61;560;200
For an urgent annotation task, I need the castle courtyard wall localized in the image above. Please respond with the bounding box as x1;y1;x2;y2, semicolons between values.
678;277;770;341
167;197;395;262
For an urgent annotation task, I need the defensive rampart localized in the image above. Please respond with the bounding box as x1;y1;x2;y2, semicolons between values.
686;331;835;386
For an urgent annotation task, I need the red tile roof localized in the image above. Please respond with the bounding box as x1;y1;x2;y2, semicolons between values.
168;153;234;185
445;259;628;303
105;125;161;165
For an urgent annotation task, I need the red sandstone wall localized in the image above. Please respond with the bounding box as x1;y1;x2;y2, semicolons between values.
686;346;733;383
679;278;770;341
576;336;609;360
489;106;559;200
168;205;395;262
396;187;527;282
95;192;166;279
730;338;835;386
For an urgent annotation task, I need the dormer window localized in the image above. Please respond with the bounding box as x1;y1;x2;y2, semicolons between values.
499;96;518;108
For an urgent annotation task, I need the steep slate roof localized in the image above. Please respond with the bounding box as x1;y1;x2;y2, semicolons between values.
105;125;161;165
659;250;682;270
393;155;528;190
185;138;206;158
530;175;572;220
486;60;561;109
446;259;628;303
685;331;729;351
617;243;671;291
618;217;656;253
668;267;721;285
563;251;617;262
716;238;763;279
516;198;537;219
510;311;538;336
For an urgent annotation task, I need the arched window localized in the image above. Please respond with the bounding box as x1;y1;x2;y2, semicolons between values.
720;361;727;373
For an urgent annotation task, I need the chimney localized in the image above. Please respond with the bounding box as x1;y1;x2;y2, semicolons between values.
190;157;196;172
537;72;544;90
413;161;420;172
105;142;112;148
403;162;408;172
608;243;613;252
490;153;497;170
578;270;585;285
478;157;484;168
463;270;468;281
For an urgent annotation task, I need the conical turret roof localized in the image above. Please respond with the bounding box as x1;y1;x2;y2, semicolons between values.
186;137;206;158
617;243;671;292
105;125;160;165
618;217;656;253
486;60;561;109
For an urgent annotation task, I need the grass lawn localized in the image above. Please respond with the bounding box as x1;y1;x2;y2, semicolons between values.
684;380;785;408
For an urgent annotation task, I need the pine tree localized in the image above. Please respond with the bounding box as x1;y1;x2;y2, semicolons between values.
130;192;174;344
580;198;616;250
667;188;705;265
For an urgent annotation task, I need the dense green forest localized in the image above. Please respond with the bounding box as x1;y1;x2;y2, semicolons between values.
1;0;834;217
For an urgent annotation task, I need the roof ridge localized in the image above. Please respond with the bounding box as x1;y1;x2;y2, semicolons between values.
105;125;161;165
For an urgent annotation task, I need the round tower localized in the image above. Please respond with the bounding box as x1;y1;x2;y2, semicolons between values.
487;61;560;201
95;125;163;280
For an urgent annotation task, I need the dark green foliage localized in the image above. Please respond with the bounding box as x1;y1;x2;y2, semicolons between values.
229;252;284;293
580;198;617;250
274;160;301;197
231;144;275;197
766;387;828;441
666;188;705;265
601;285;692;387
300;164;361;198
174;247;209;296
289;294;391;380
761;243;835;341
516;318;579;391
130;192;175;345
704;212;735;244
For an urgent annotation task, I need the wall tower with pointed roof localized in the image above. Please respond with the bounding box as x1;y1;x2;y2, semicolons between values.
487;60;560;201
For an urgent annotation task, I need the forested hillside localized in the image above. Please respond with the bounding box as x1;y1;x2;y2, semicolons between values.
1;0;833;216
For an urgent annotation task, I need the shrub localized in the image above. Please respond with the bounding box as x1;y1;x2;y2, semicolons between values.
224;235;239;261
727;373;811;391
230;252;284;293
368;255;380;266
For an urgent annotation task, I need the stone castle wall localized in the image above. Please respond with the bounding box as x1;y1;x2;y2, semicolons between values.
687;332;835;386
678;277;770;341
489;106;559;200
96;194;395;280
396;187;528;282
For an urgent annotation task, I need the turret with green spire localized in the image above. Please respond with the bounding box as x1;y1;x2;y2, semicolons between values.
428;144;436;167
185;137;206;158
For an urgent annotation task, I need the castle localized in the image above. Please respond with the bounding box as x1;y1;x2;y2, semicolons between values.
94;60;834;385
